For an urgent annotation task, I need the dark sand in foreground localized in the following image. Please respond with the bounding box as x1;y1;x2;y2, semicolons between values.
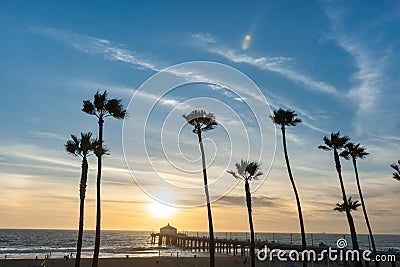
0;257;397;267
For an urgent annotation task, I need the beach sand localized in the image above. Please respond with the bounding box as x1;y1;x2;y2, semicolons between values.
0;257;397;267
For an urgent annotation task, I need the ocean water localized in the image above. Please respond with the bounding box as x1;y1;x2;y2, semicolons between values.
0;229;399;259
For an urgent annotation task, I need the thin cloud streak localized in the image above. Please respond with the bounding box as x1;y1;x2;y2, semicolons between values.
325;21;383;112
30;131;68;141
323;5;392;136
33;28;162;71
192;33;339;95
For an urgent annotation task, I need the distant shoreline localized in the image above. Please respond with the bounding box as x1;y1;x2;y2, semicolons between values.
0;228;399;235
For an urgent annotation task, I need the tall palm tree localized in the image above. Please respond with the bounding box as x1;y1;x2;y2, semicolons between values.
82;91;126;267
270;108;307;267
318;132;362;267
341;143;378;266
227;160;262;267
183;109;217;267
334;197;361;212
390;160;400;181
65;132;98;267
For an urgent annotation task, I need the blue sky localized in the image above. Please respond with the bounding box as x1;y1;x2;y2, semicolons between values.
0;1;399;234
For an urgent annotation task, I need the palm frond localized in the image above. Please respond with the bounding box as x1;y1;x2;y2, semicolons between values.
390;163;400;172
183;109;217;134
227;160;262;182
340;150;351;160
333;197;361;212
270;108;302;127
65;139;80;156
93;90;108;111
332;132;350;148
390;161;400;181
253;171;263;180
246;162;262;178
80;132;95;156
65;132;96;157
105;98;127;119
320;132;349;151
93;141;110;157
235;159;249;177
322;136;332;148
227;170;242;180
82;100;96;116
341;142;369;160
318;145;330;151
333;203;345;212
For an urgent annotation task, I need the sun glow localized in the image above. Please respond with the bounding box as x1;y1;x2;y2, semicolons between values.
148;201;176;218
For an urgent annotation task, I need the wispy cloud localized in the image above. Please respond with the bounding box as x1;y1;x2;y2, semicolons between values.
33;28;162;71
30;131;67;141
192;33;339;95
217;195;280;208
325;10;384;113
0;143;77;169
323;4;394;136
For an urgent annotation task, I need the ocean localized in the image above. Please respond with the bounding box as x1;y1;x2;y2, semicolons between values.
0;229;399;259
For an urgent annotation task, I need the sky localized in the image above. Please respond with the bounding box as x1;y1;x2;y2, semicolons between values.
0;1;399;235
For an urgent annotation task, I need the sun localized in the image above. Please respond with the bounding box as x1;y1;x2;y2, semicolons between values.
148;201;176;218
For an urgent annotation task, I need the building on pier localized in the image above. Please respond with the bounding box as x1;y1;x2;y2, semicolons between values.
160;223;177;236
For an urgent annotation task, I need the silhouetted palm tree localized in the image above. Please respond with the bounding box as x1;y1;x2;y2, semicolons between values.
334;197;361;212
390;160;400;181
82;91;126;267
341;143;378;266
183;110;217;267
65;132;98;267
318;132;362;267
228;160;262;267
270;108;307;267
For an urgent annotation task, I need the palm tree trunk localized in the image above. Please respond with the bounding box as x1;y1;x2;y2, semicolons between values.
92;118;104;267
245;181;255;267
352;159;378;267
333;149;362;267
76;157;88;267
197;132;215;267
281;127;307;267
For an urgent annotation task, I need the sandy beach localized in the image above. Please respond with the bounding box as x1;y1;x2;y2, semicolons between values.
0;257;397;267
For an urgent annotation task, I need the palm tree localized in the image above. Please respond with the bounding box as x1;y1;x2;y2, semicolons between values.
270;108;307;267
183;109;217;267
227;160;262;267
65;132;98;267
390;160;400;181
318;132;362;267
82;91;126;267
334;197;361;212
341;143;378;266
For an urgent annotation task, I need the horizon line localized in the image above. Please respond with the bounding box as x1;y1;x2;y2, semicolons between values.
0;228;398;235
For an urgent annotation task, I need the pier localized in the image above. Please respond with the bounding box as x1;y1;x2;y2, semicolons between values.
150;224;323;257
151;232;259;256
